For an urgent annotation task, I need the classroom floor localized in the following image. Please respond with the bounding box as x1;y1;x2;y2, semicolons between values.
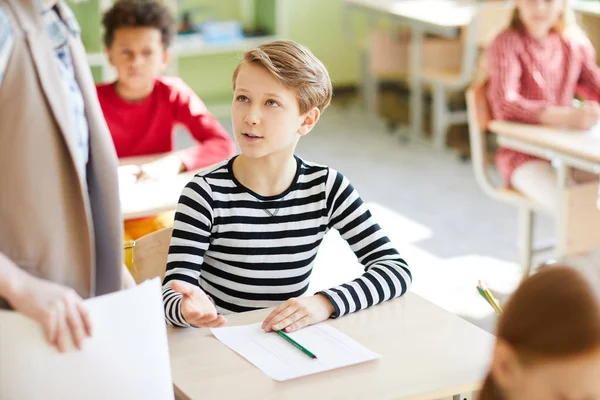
176;95;600;335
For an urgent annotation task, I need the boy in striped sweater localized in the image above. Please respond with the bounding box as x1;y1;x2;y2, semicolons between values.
162;40;412;332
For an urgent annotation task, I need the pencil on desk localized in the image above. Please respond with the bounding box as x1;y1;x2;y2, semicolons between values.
477;286;501;315
479;280;502;312
477;280;503;315
275;330;318;359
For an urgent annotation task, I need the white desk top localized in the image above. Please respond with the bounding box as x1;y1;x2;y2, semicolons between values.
168;292;495;400
344;0;476;30
119;173;195;220
119;154;204;220
490;120;600;166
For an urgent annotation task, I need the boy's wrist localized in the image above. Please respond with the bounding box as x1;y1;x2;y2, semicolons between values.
315;293;335;316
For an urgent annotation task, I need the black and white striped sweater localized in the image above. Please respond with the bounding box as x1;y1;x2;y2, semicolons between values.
162;156;412;327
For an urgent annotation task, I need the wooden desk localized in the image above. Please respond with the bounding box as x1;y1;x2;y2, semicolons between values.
168;292;495;400
489;121;600;256
119;154;206;220
344;0;480;143
489;121;600;173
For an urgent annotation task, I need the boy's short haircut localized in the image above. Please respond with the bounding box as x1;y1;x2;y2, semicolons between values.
102;0;176;49
232;40;333;114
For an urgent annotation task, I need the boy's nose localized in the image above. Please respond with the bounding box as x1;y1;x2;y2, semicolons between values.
244;109;260;126
132;54;144;66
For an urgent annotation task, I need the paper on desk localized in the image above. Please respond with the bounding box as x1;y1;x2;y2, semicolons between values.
211;322;380;381
0;279;174;400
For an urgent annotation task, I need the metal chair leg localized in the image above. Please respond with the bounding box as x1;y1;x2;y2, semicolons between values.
432;82;448;150
517;207;535;278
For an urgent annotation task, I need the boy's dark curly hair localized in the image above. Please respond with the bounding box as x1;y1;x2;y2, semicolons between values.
102;0;176;48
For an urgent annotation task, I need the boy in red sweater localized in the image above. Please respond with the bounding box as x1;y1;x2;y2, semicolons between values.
97;0;236;241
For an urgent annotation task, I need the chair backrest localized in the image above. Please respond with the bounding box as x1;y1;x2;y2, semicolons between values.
466;80;501;199
467;81;553;211
474;1;513;49
131;227;173;285
458;1;512;82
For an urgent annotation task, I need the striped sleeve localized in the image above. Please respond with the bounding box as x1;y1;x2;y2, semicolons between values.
487;32;548;124
316;171;412;318
0;8;14;87
162;176;214;327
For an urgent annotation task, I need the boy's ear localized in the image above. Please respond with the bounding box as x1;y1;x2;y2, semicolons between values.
105;46;115;67
162;49;171;69
298;107;320;136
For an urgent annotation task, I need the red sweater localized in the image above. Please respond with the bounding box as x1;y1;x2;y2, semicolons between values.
96;76;236;171
487;29;600;183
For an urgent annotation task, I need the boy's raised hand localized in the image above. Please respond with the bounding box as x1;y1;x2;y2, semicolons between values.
261;294;335;333
170;281;226;328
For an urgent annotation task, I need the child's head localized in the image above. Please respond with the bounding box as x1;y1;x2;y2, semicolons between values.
512;0;575;37
102;0;175;93
481;266;600;400
231;40;332;159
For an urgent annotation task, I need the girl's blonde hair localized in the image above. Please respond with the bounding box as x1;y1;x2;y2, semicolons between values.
473;1;582;85
509;2;578;36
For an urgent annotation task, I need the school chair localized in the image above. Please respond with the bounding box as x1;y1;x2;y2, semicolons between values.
421;0;512;150
466;81;550;277
130;227;173;285
467;82;600;277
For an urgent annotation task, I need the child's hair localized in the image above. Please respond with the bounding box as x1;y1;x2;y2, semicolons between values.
472;2;582;85
232;40;333;114
509;4;577;35
479;266;600;400
102;0;176;49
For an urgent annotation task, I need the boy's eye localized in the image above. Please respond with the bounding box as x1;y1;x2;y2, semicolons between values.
266;99;279;107
236;95;249;102
143;50;153;56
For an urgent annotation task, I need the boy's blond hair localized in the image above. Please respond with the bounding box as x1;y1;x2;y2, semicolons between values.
232;40;333;114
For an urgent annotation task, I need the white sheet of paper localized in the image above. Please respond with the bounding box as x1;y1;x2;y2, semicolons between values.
211;322;381;381
0;279;174;400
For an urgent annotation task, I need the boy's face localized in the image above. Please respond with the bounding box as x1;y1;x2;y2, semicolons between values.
106;27;168;93
231;63;319;160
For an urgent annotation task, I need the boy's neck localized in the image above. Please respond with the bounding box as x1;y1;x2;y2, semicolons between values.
42;0;58;7
233;154;298;197
114;81;155;103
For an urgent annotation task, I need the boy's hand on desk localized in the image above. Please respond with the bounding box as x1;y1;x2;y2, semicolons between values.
118;165;142;185
170;281;226;328
262;294;335;333
8;273;92;353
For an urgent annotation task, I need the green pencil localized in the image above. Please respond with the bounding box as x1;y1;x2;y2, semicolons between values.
479;280;503;314
477;286;502;315
275;330;318;359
